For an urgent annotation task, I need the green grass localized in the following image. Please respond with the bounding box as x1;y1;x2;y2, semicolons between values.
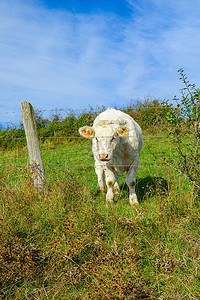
0;135;200;299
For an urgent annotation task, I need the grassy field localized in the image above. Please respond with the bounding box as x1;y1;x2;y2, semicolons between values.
0;135;200;299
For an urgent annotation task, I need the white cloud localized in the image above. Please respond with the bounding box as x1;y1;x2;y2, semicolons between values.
119;0;200;97
0;0;124;119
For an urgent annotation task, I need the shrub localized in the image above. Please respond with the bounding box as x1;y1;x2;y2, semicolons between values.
121;98;173;133
0;101;172;150
165;69;200;188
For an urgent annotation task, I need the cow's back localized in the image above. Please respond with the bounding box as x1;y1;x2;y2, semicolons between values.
94;108;132;126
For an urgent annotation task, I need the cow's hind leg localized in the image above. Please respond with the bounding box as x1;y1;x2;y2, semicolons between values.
95;162;105;194
126;159;139;206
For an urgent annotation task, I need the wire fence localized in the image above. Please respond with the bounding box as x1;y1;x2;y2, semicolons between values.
0;136;170;169
0;106;171;139
0;104;173;127
0;135;168;141
0;106;170;115
0;107;176;174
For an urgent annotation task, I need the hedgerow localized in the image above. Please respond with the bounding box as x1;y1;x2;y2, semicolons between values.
0;99;173;150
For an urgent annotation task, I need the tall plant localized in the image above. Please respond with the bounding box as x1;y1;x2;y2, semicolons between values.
166;69;200;188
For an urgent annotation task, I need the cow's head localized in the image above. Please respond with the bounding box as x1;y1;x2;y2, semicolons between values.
79;125;128;162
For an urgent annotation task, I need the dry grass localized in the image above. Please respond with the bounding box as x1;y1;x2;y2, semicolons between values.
0;141;200;299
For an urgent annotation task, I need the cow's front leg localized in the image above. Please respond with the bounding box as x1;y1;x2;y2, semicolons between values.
105;168;115;205
113;171;120;195
126;159;139;206
95;162;105;194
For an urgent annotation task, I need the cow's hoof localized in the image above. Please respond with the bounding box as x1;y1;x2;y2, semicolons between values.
129;195;139;206
130;202;139;207
99;189;105;195
113;186;120;195
105;200;114;207
97;186;105;194
106;194;114;206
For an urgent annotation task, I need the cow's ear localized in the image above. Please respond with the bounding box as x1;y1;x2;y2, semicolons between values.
115;126;128;137
79;126;95;139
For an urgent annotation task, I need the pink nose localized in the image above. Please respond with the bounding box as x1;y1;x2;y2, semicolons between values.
99;153;109;161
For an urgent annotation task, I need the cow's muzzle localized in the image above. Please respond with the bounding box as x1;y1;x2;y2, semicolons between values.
99;153;110;161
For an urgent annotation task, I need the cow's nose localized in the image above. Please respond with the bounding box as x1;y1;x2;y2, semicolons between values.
99;153;109;161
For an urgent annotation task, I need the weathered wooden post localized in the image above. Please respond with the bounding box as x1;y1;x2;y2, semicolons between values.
21;101;46;190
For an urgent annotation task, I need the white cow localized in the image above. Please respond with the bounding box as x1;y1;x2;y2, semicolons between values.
79;108;142;206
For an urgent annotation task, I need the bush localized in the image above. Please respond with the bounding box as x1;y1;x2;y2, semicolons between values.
121;98;173;133
0;101;173;150
0;125;26;150
165;69;200;188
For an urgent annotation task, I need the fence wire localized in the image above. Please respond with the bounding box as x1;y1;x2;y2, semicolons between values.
0;106;169;115
0;135;168;141
0;163;166;168
0;105;173;128
0;108;172;171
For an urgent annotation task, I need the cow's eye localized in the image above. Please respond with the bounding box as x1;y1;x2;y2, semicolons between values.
111;136;116;142
95;137;98;142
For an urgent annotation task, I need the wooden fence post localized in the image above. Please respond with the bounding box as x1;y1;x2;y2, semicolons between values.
21;101;46;190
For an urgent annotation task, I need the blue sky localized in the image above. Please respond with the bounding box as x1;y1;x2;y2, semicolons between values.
1;0;200;125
